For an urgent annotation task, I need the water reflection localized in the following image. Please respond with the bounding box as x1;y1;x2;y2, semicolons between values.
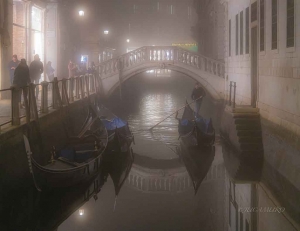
2;73;300;231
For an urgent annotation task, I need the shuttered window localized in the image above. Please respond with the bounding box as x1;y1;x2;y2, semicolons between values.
229;20;231;57
240;11;244;55
236;14;239;55
287;0;295;48
260;0;265;51
272;0;278;50
246;7;250;54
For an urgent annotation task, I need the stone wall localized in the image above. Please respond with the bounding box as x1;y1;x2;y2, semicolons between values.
226;0;300;140
0;96;95;190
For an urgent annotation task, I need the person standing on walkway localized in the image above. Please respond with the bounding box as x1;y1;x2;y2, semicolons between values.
30;54;43;99
68;60;77;78
45;61;55;82
191;82;206;117
8;55;20;85
13;59;31;108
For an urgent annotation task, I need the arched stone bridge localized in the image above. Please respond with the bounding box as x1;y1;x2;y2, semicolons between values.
98;46;225;100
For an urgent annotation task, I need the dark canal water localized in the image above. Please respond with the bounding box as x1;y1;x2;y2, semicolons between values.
1;72;300;231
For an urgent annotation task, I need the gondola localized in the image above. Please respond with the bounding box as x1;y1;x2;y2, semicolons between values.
177;141;215;194
98;105;134;150
23;107;109;189
104;128;135;197
177;101;215;147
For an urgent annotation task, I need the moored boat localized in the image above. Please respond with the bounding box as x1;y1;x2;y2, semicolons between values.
24;107;109;189
177;101;215;147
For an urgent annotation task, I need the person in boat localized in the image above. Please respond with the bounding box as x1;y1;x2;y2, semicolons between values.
191;82;206;117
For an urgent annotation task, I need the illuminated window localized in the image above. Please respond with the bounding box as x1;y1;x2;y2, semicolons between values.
287;0;295;48
133;4;138;14
169;5;174;15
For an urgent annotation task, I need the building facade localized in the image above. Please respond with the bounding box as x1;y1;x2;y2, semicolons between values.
0;0;59;92
225;0;300;138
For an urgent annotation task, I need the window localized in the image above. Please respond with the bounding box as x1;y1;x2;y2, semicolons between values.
287;0;295;48
251;2;258;22
240;11;244;55
170;5;174;15
246;7;250;54
260;0;265;51
272;0;278;50
236;14;239;55
133;4;138;14
229;20;231;57
188;6;192;20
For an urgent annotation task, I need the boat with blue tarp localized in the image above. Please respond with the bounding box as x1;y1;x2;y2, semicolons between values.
177;101;215;147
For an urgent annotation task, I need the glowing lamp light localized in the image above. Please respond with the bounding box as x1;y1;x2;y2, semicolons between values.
127;39;130;43
79;209;84;216
104;30;109;35
79;10;85;17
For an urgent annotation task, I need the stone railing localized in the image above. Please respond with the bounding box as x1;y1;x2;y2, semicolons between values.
0;74;99;129
97;46;225;80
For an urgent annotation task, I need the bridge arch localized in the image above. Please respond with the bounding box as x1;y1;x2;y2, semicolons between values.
98;46;225;101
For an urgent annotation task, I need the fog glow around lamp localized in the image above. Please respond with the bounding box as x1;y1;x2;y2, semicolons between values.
79;10;84;17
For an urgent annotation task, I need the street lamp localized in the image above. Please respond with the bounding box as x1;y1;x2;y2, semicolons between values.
127;39;130;43
79;10;84;17
79;209;84;216
104;30;109;35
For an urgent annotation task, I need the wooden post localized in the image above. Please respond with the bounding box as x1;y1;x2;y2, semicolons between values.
41;81;49;113
29;83;39;121
75;77;80;99
11;86;21;126
233;82;237;108
52;78;59;109
23;86;30;123
85;74;90;97
229;81;232;106
69;77;74;102
61;78;69;106
80;75;85;99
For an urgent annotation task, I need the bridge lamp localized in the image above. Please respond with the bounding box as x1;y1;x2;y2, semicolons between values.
78;10;85;17
79;209;84;216
104;30;109;35
127;39;130;43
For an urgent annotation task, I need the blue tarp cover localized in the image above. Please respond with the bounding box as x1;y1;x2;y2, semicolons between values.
102;117;127;131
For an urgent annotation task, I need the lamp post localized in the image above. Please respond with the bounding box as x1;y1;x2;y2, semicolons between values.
78;10;84;17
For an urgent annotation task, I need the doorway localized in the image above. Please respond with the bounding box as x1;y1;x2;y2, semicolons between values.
251;26;258;108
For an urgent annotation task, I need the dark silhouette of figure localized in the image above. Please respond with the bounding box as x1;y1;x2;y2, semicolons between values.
191;83;206;117
45;61;55;82
30;54;43;99
8;54;20;85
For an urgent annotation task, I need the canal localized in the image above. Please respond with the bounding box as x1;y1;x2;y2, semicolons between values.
1;72;299;231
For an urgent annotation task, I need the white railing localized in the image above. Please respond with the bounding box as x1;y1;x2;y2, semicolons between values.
98;46;225;80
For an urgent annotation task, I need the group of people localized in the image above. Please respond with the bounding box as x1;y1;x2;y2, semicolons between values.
8;54;55;91
68;60;96;78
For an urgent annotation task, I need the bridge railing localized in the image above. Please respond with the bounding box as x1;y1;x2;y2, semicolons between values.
97;46;225;79
0;74;98;131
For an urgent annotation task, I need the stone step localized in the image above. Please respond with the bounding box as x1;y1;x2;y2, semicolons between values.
237;130;262;137
232;113;260;118
236;124;262;131
239;136;263;143
232;107;260;113
240;143;264;151
234;118;261;125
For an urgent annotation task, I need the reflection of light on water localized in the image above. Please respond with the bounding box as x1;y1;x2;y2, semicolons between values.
79;209;84;216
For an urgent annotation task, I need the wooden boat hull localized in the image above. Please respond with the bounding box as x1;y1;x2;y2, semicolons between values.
31;155;102;188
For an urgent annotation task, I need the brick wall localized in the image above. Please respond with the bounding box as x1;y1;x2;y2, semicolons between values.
12;1;26;59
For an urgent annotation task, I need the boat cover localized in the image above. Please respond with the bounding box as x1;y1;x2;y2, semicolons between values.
102;117;127;131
